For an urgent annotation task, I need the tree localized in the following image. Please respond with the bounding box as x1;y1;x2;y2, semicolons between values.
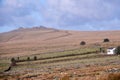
100;47;105;53
11;58;16;66
17;57;19;60
11;58;15;62
100;47;102;52
103;38;110;42
115;46;120;55
27;57;30;61
34;56;37;60
80;41;86;45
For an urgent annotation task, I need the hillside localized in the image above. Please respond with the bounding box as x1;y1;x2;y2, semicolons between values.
0;27;120;80
0;27;120;58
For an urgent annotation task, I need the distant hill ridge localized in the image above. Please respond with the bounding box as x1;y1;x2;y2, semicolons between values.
0;26;59;42
17;26;56;31
0;26;120;57
0;26;120;44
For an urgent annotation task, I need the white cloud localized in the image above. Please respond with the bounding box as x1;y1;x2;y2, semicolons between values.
45;0;106;19
0;0;41;27
40;0;120;30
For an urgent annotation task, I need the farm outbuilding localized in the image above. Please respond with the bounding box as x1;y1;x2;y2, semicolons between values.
107;47;116;55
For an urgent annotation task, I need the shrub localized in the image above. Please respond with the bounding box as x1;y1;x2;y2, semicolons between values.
103;38;110;42
10;58;16;66
100;47;106;53
100;47;102;52
80;41;86;45
27;57;30;61
34;56;37;60
17;57;19;60
11;58;15;62
115;46;120;55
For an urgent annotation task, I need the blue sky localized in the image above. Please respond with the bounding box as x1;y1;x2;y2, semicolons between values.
0;0;120;33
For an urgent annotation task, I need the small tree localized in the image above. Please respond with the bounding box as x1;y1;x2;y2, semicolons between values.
11;58;16;66
27;57;30;61
103;38;110;42
34;56;37;60
100;47;102;52
80;41;86;45
17;57;19;60
115;46;120;55
100;47;105;53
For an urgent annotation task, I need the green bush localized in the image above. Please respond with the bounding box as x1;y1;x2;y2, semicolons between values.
115;46;120;55
34;56;37;60
27;57;30;61
80;41;86;45
10;58;16;66
11;58;15;62
17;57;19;60
103;38;110;42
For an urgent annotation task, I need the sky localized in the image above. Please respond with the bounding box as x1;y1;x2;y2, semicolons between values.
0;0;120;33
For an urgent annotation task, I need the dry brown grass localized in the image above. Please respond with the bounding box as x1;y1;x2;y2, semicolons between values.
98;73;120;80
0;28;120;80
60;75;70;80
0;28;120;58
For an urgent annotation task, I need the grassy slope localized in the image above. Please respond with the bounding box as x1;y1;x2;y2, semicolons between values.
0;28;120;58
0;28;120;80
0;50;119;80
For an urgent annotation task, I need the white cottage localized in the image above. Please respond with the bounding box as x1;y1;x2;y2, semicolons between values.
107;47;116;55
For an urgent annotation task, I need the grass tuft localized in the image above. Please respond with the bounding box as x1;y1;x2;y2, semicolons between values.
99;73;120;80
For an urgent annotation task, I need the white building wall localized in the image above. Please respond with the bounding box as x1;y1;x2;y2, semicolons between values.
107;48;116;55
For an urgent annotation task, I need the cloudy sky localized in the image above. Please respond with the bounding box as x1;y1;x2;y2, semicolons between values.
0;0;120;33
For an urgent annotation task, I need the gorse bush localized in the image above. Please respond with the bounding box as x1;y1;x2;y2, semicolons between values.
103;38;110;42
80;41;86;45
34;56;37;60
11;58;15;62
27;57;30;61
10;57;16;66
115;46;120;55
17;57;19;60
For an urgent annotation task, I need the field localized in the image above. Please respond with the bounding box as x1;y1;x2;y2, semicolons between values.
0;27;120;80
